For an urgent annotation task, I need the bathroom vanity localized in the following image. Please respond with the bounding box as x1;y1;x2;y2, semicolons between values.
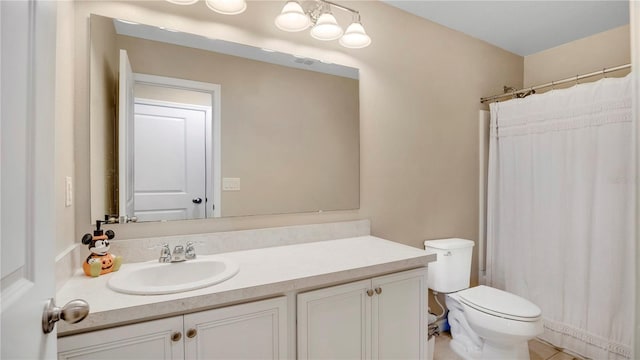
56;234;435;359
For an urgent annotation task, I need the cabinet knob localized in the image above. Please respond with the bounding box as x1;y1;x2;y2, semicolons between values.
187;328;198;338
171;332;182;342
366;289;374;297
375;287;382;295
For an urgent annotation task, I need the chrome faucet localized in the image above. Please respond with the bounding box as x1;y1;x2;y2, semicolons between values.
159;244;172;263
172;245;186;262
158;242;197;263
185;242;196;260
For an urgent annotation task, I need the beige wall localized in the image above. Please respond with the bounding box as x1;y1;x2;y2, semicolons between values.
69;1;523;283
108;34;359;218
524;25;630;89
55;0;77;254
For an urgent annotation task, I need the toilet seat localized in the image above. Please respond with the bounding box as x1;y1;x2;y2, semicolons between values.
456;285;542;322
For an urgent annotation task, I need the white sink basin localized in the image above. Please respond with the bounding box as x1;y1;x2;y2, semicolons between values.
107;256;239;295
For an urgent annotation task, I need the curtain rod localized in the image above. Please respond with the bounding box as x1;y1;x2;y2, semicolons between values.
480;63;631;104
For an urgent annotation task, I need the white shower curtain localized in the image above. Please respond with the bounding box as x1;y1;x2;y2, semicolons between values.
486;74;634;360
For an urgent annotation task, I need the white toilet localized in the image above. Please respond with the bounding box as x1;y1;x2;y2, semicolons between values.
425;238;543;360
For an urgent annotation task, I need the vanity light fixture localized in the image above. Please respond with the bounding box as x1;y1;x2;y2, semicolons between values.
205;0;247;15
275;0;371;48
339;14;371;48
165;0;246;15
310;7;343;41
275;1;311;32
166;0;199;5
163;0;370;48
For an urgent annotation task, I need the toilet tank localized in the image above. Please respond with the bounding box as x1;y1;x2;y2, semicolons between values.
424;238;474;293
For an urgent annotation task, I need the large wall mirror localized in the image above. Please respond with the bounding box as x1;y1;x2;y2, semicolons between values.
89;14;360;224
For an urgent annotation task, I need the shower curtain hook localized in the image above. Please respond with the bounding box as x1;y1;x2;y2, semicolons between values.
575;74;579;85
603;68;607;78
551;80;555;90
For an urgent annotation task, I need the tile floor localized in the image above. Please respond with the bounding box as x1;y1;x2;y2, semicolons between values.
433;332;583;360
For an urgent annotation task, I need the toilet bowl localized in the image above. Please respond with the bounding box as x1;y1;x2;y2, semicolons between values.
446;285;543;359
425;239;543;360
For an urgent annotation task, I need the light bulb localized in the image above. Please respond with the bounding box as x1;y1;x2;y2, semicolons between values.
166;0;198;4
310;13;343;41
205;0;247;15
275;1;311;32
339;22;371;48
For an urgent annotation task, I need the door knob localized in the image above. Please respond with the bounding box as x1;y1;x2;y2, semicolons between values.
375;287;382;295
192;197;203;204
187;328;198;338
366;289;374;297
42;298;89;334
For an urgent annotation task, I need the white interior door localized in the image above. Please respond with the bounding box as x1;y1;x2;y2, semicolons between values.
133;99;206;221
1;0;58;358
118;49;135;222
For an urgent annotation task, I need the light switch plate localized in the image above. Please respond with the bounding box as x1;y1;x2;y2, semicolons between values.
223;177;241;191
65;176;73;207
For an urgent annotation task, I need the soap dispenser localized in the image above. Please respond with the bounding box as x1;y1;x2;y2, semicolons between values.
81;220;122;277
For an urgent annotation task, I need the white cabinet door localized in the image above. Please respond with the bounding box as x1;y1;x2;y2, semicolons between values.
184;297;288;360
297;268;427;360
297;279;372;360
57;316;184;360
371;268;427;360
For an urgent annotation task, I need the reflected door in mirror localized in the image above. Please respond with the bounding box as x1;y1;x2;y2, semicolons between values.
132;100;208;222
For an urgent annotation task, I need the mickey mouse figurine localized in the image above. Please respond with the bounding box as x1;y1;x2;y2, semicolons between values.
81;220;123;277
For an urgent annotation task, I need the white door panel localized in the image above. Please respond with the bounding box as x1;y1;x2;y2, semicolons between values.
133;101;206;222
1;0;29;280
134;114;189;190
1;0;58;358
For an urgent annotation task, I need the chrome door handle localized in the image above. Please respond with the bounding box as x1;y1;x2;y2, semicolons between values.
192;197;202;204
42;298;89;334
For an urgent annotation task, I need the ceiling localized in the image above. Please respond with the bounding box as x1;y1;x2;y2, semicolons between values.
380;1;629;56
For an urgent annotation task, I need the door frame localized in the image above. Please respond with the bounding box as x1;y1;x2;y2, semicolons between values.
631;1;639;358
133;73;222;218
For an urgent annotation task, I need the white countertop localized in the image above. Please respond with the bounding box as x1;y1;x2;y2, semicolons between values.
56;236;435;336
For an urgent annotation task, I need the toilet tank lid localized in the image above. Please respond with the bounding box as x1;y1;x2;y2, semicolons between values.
424;238;474;250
